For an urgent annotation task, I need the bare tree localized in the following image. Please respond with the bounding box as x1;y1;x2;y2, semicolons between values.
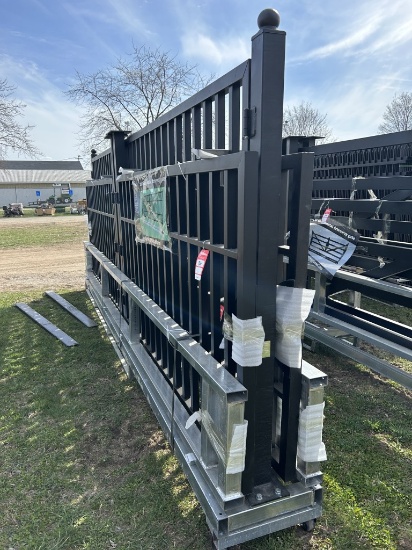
66;46;211;155
378;92;412;134
0;79;41;160
283;101;334;143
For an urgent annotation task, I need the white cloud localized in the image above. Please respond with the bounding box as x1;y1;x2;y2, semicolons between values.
359;17;412;56
296;19;381;62
305;73;407;141
291;0;412;63
181;31;249;72
0;55;83;161
61;0;154;48
24;95;84;161
59;2;120;61
102;0;154;38
284;62;411;142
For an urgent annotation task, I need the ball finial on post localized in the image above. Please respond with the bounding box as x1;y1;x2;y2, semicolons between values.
257;8;280;29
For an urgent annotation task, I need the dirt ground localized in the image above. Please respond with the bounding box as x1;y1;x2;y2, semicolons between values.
0;215;89;292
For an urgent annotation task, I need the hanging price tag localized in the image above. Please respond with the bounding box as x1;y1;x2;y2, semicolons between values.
321;208;333;223
195;249;209;280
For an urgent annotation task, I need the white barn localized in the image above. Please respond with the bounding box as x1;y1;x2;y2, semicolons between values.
0;160;91;206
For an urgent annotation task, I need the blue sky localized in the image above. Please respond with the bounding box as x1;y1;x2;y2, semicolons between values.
1;0;412;163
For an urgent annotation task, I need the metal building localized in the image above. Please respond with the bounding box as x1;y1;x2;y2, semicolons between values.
0;160;90;206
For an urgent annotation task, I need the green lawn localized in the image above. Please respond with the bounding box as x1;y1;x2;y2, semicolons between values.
0;217;87;248
0;221;411;550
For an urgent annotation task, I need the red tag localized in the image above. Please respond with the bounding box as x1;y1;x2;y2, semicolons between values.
195;249;209;280
322;208;333;223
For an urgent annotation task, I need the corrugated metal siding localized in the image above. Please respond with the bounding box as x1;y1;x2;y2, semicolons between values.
0;160;83;170
0;169;91;184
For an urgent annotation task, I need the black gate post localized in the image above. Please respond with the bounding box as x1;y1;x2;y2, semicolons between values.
105;130;130;272
238;9;287;495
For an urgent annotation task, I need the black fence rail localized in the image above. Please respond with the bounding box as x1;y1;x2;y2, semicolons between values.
306;130;412;180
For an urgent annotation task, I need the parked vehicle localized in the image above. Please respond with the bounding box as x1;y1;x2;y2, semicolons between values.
3;203;24;217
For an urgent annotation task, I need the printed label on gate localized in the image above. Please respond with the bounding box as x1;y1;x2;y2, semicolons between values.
195;249;209;280
321;208;333;223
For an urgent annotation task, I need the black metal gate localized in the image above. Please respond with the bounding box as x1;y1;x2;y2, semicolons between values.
85;9;326;548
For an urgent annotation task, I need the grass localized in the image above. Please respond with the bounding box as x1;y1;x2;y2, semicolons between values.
0;216;87;248
1;219;411;549
0;291;210;550
311;347;412;550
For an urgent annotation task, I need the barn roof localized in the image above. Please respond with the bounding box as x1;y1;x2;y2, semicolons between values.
0;170;90;184
0;160;83;170
0;160;91;184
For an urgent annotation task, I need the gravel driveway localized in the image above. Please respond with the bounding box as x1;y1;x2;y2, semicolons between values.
0;215;89;291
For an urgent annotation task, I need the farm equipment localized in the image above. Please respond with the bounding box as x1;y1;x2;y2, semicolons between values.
70;200;87;214
3;203;24;217
48;182;73;204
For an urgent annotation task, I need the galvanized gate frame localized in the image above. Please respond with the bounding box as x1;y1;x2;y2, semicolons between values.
85;9;328;548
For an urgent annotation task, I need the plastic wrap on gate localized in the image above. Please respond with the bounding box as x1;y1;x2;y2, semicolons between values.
132;166;171;250
275;286;315;368
297;403;327;463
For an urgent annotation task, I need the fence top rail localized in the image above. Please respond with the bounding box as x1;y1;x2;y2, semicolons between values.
311;198;412;215
86;177;113;187
305;130;412;155
126;60;250;145
312;176;412;192
91;148;112;163
311;264;412;299
114;151;250;183
85;242;248;401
